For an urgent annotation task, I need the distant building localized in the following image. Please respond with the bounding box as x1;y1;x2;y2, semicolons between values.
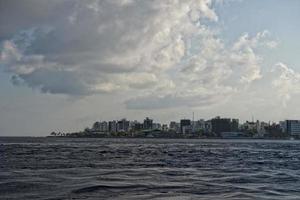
182;125;192;134
143;117;153;130
204;120;212;133
117;118;129;132
257;121;268;136
152;123;161;130
286;120;300;137
193;119;206;132
231;119;239;131
92;121;101;131
264;123;284;138
180;119;191;134
92;121;108;132
279;121;286;133
99;121;108;132
242;120;268;135
162;124;168;131
242;121;257;132
169;121;180;133
211;116;231;135
109;120;117;132
130;120;143;131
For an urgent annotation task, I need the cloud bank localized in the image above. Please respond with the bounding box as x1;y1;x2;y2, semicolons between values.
0;0;298;110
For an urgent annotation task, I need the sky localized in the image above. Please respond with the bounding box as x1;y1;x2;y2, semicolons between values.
0;0;300;136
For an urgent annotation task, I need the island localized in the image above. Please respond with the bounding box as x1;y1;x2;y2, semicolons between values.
49;116;298;139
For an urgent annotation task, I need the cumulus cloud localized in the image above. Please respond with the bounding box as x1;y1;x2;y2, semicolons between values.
272;63;300;106
126;30;274;109
0;0;219;95
0;0;288;110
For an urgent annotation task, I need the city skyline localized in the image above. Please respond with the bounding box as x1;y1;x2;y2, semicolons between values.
1;0;300;136
52;115;296;135
50;115;300;140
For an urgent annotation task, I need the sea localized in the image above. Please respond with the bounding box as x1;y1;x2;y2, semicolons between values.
1;137;300;200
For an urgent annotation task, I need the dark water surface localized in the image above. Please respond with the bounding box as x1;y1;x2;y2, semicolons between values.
1;137;300;200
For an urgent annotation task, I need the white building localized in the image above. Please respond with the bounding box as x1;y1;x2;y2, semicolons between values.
256;121;268;136
242;120;268;136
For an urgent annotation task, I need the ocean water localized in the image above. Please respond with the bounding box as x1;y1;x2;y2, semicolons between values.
1;138;300;200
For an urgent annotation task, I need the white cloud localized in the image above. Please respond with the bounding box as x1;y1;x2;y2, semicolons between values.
272;63;300;106
127;30;271;110
0;0;289;110
0;0;219;95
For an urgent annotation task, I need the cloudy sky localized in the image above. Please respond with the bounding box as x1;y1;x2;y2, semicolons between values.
0;0;300;136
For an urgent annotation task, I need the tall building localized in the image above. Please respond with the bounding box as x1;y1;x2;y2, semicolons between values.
92;121;108;132
143;117;153;130
92;121;101;131
211;116;231;135
286;120;300;137
109;120;117;132
180;119;191;134
99;121;108;132
117;118;129;132
231;119;239;131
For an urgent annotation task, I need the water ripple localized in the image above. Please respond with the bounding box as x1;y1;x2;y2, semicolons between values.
1;138;300;199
